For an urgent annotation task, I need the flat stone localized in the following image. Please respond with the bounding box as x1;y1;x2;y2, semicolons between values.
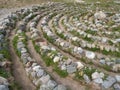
47;80;57;89
17;42;25;50
40;84;50;90
67;65;77;74
83;74;90;83
92;72;101;80
60;42;64;47
114;83;120;90
40;75;50;84
32;63;37;67
71;37;79;41
75;62;84;69
99;59;106;65
32;65;41;72
116;59;120;64
36;69;44;78
21;48;27;54
0;85;9;90
17;30;22;34
115;75;120;83
102;76;116;88
93;78;103;84
53;56;60;63
61;64;67;70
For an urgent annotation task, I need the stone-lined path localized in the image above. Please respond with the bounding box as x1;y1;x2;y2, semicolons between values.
9;31;36;90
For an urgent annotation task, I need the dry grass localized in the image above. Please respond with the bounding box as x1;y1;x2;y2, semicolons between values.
0;0;50;8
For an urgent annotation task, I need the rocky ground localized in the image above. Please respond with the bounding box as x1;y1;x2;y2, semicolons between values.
0;0;120;90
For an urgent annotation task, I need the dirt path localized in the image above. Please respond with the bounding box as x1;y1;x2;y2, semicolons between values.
9;31;36;90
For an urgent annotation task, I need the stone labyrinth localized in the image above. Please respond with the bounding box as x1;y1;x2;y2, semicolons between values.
0;2;120;90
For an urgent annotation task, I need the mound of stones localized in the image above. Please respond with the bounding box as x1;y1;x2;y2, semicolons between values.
0;2;120;90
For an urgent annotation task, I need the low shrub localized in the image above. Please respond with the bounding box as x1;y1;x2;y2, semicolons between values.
0;68;10;78
41;55;54;67
53;65;68;78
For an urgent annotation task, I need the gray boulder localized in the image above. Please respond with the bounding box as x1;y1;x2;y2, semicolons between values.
67;65;77;74
102;76;116;88
99;59;106;65
47;80;57;89
0;85;9;90
36;69;44;78
93;78;103;84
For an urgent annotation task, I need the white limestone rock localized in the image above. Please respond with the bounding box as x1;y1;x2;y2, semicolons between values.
85;51;95;59
94;11;106;20
53;56;60;63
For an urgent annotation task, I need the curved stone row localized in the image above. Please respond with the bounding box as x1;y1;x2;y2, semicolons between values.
0;5;42;90
0;2;68;90
24;3;120;90
0;8;20;90
12;3;68;90
54;14;117;72
14;28;67;90
37;3;119;75
51;7;120;73
66;13;119;53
